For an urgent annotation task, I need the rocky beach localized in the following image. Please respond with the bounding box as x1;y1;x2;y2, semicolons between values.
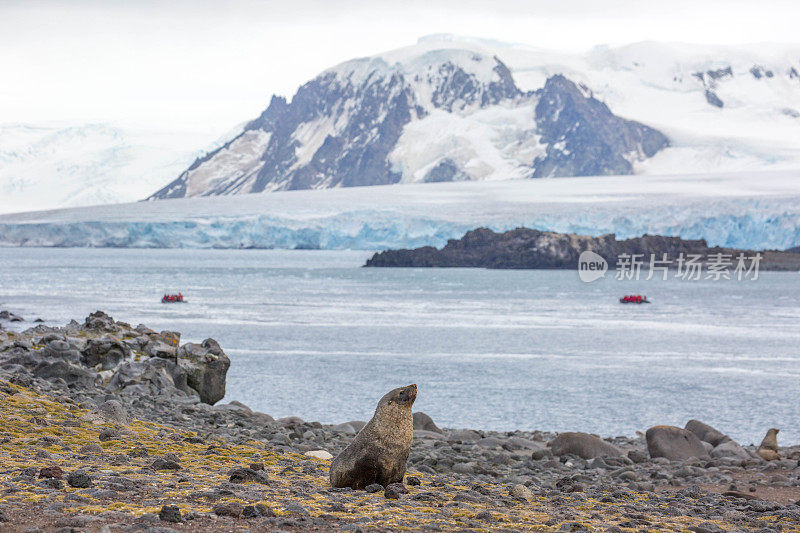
0;311;799;532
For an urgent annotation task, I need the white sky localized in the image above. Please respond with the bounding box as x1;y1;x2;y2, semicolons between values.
2;0;799;137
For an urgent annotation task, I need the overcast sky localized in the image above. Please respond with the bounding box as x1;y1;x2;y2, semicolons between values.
2;0;799;135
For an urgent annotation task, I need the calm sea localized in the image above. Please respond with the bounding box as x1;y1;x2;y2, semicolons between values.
1;248;798;444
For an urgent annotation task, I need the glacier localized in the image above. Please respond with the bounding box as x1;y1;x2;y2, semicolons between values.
1;170;799;251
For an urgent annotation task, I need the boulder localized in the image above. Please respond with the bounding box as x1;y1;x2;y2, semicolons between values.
413;412;442;433
447;429;482;443
176;339;230;405
645;425;710;461
505;436;545;451
275;416;305;428
346;420;367;432
548;432;623;459
710;440;750;461
83;311;116;331
0;310;23;322
107;358;190;399
413;429;447;441
145;340;177;359
41;339;81;363
33;360;96;389
685;420;730;446
509;484;533;501
332;423;357;435
81;337;130;370
211;401;252;414
97;399;129;425
305;450;334;460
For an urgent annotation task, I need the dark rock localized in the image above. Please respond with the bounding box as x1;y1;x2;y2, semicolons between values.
145;340;176;359
532;75;668;178
128;446;149;458
646;426;710;461
689;523;724;533
212;502;243;518
0;311;23;322
406;476;421;486
81;338;130;369
385;483;409;499
38;477;63;489
283;502;309;516
365;483;384;493
423;159;469;183
549;432;623;459
705;90;724;108
413;412;442;433
96;399;129;425
67;470;92;488
83;311;116;331
98;428;122;442
152;458;181;471
107;358;189;399
33;361;95;388
685;420;730;446
39;466;63;479
176;339;230;405
79;444;103;454
364;227;796;271
228;467;269;484
242;505;260;518
159;505;182;523
41;339;81;362
256;504;273;517
532;448;553;460
628;450;649;463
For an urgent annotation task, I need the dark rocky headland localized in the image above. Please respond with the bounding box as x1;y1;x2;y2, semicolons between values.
365;227;800;270
0;310;798;532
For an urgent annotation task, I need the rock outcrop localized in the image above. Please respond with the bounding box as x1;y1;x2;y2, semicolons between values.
177;339;231;405
365;227;800;270
532;75;668;177
0;311;229;405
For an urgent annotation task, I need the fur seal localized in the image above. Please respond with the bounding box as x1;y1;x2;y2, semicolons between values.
757;428;780;461
330;384;416;489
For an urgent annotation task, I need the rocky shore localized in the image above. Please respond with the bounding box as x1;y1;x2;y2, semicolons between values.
0;311;799;532
364;228;800;270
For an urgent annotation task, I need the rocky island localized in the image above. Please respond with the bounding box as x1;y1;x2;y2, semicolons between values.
364;228;800;271
0;311;798;531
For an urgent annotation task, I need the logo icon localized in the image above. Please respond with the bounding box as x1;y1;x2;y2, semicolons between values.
578;251;608;283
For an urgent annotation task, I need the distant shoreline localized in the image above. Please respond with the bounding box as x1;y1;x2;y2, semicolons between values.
365;227;800;271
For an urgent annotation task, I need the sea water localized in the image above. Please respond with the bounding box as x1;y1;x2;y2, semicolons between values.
1;247;798;445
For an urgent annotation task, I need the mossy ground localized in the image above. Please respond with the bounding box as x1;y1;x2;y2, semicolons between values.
0;384;797;532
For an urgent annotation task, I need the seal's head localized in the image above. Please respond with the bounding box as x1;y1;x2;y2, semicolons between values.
389;384;417;407
374;384;417;423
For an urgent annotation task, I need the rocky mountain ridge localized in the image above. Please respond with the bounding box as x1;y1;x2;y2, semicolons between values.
149;45;669;200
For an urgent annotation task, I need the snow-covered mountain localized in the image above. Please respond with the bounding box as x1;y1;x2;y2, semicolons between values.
0;123;218;214
150;36;800;200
